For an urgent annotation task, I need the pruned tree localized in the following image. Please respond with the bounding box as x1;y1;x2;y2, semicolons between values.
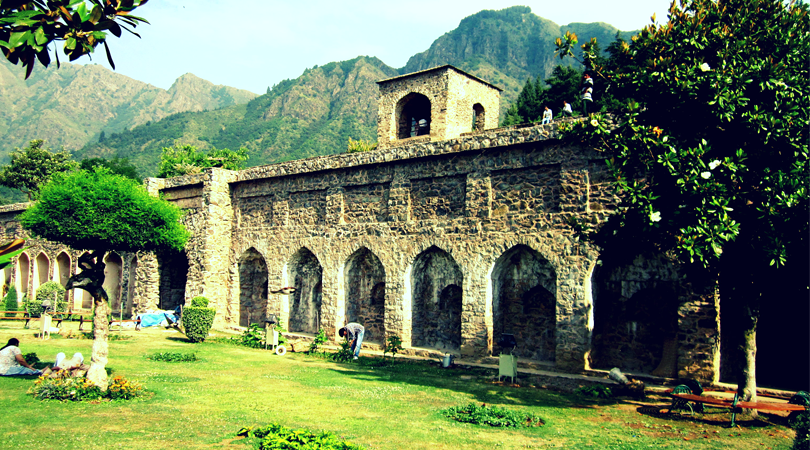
557;0;808;404
19;167;189;388
0;139;78;201
157;144;248;178
0;0;149;78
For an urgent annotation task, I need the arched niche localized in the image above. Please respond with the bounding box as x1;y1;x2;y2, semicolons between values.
238;248;269;327
396;93;431;139
590;255;680;375
103;252;124;311
16;252;30;298
74;252;93;309
157;250;188;311
410;246;463;350
288;248;323;334
33;252;49;294
344;247;385;343
54;252;71;288
472;103;486;132
492;245;557;362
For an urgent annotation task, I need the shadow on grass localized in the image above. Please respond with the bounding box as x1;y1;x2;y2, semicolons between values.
633;401;790;429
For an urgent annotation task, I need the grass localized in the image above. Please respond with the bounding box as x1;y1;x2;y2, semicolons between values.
0;321;797;450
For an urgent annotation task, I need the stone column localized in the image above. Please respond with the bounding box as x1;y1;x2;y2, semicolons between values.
677;277;720;383
387;168;411;222
465;171;491;219
196;168;238;327
132;252;159;313
553;253;593;372
460;264;490;357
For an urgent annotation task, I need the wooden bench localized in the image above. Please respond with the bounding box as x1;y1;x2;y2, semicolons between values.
667;385;808;426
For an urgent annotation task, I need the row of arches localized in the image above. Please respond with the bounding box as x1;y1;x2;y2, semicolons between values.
5;251;128;312
236;244;561;361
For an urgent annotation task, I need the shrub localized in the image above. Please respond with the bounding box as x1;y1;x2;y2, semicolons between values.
575;384;613;399
190;296;209;307
23;352;39;365
330;341;354;363
383;335;403;360
441;403;544;428
28;375;144;401
35;281;66;306
237;423;364;450
182;301;216;343
146;351;199;362
309;328;327;354
107;376;145;400
4;285;18;316
346;138;377;154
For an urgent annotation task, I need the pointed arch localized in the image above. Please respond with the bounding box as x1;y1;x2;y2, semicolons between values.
54;252;71;288
492;244;557;362
103;252;124;311
410;246;463;350
396;93;431;139
75;252;93;309
238;247;269;327
344;247;385;343
472;103;486;132
288;247;323;334
33;252;50;294
16;252;30;298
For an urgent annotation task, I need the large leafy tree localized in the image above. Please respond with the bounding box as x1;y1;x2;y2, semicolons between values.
80;156;140;181
19;168;189;388
558;0;808;402
157;144;248;178
0;0;148;78
0;139;78;200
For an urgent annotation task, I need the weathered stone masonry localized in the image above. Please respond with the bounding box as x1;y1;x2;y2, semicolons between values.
0;66;721;383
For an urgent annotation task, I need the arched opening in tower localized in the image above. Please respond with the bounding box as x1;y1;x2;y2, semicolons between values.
492;245;557;361
472;103;486;131
344;247;385;343
396;93;431;139
158;250;188;311
288;248;323;334
238;248;269;327
411;246;463;350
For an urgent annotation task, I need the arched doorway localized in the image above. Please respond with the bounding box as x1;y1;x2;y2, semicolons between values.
396;93;431;139
238;248;269;327
103;252;124;311
288;248;322;334
492;245;557;361
411;246;463;350
344;247;385;343
33;252;49;294
472;103;486;131
16;252;29;298
54;252;71;288
158;251;188;311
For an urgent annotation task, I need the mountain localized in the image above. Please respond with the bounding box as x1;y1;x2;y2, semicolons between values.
0;60;257;161
69;6;636;176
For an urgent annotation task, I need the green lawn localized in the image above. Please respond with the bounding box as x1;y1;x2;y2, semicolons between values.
0;323;796;449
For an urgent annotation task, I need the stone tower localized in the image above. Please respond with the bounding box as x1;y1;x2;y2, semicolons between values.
376;65;501;149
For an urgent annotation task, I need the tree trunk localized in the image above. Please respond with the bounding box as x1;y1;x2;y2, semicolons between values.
65;249;109;390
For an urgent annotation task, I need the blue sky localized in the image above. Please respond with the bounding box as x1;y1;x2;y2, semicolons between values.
74;0;675;94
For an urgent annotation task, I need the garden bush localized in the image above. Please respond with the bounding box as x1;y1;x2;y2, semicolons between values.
35;281;66;306
308;328;327;353
237;423;364;450
28;375;144;401
182;296;216;343
441;402;544;428
330;341;354;363
146;351;199;362
4;285;18;316
575;384;613;399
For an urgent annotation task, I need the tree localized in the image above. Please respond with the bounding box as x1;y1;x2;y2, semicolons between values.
0;139;78;200
557;0;808;403
19;168;189;388
0;0;149;78
80;156;140;181
157;144;248;178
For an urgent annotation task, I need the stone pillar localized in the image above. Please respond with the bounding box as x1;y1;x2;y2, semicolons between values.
465;171;491;219
677;278;720;383
460;266;490;357
553;254;592;372
326;187;345;227
387;169;411;222
196;168;238;327
132;252;159;313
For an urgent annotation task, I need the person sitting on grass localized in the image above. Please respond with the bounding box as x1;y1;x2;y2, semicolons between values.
0;338;43;376
339;323;365;360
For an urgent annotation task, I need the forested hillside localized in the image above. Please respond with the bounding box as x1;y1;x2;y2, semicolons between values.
0;60;257;162
6;6;636;177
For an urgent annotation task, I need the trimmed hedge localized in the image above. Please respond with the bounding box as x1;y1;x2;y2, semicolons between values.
25;281;68;317
4;286;18;317
182;296;215;343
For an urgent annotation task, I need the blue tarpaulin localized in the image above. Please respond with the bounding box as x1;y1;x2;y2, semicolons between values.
136;309;179;328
